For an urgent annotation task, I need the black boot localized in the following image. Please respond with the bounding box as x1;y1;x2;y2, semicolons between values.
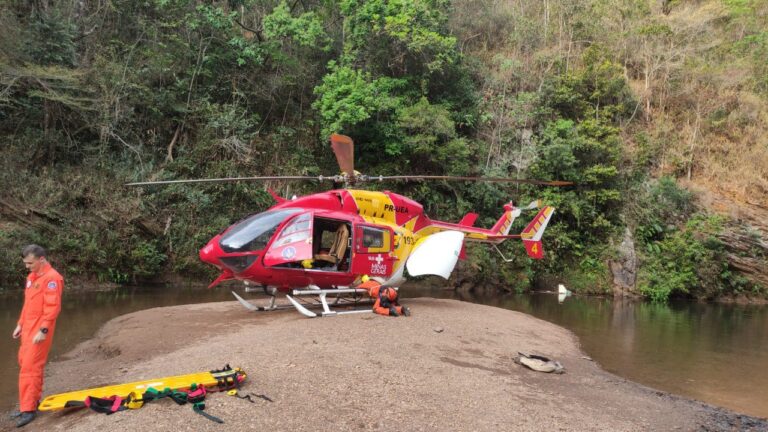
15;411;36;428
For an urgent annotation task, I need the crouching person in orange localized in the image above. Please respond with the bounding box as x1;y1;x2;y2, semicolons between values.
358;278;410;317
10;245;64;428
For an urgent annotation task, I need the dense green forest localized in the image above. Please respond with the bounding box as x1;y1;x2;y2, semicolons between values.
0;0;766;301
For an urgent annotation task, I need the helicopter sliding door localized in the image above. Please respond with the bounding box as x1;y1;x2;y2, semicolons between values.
263;212;314;266
352;225;395;278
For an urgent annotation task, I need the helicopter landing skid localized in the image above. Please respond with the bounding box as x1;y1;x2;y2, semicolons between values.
286;287;373;318
231;287;373;317
231;291;292;311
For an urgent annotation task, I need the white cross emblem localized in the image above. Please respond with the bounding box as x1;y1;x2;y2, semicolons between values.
374;255;383;265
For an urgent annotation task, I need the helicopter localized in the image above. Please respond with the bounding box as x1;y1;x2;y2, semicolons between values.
127;134;570;317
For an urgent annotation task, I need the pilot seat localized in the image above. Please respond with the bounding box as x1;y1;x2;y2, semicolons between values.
314;223;350;270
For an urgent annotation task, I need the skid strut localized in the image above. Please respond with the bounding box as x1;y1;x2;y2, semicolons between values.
287;287;372;318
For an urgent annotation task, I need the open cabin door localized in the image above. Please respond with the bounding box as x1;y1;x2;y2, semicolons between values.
352;224;395;278
263;212;314;266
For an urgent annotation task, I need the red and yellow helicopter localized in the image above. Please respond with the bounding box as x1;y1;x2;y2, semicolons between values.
128;134;569;317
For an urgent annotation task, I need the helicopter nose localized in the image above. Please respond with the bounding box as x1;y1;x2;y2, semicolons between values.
200;236;224;267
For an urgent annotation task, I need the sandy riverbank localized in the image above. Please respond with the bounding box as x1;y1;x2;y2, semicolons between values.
4;298;766;431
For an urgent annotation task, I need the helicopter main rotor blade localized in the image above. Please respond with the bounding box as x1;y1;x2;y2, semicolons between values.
125;176;330;187
330;134;355;177
368;175;573;187
126;174;573;187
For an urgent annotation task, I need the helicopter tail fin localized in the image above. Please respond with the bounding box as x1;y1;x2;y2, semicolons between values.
458;212;479;227
521;206;555;260
491;202;522;236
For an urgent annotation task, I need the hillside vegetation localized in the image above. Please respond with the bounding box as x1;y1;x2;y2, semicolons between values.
0;0;765;301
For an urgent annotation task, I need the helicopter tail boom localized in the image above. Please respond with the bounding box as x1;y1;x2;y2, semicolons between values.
427;201;535;244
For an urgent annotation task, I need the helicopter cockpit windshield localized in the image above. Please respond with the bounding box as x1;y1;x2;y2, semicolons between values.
219;208;303;253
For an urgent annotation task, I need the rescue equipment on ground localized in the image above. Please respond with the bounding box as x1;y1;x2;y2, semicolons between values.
227;388;274;403
187;383;224;424
38;365;246;411
78;383;224;423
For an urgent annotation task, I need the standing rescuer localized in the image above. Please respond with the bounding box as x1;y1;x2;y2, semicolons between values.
11;245;63;428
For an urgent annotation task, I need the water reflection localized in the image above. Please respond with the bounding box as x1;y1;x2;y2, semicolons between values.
1;285;766;418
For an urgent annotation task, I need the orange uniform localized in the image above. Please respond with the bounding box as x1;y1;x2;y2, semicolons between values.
358;280;408;317
17;262;63;412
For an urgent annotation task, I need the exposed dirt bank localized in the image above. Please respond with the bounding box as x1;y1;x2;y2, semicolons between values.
4;299;767;431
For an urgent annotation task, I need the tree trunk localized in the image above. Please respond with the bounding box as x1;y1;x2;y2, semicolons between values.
44;99;54;165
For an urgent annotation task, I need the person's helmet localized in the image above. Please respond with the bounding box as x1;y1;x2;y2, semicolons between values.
384;287;398;302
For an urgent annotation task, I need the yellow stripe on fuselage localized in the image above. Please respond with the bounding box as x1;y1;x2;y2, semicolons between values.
348;190;396;223
414;225;490;242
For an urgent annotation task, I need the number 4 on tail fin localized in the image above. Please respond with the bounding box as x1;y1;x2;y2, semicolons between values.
524;240;544;259
521;206;555;260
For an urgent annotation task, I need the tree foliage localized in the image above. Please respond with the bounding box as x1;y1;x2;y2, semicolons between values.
0;0;764;301
637;214;727;302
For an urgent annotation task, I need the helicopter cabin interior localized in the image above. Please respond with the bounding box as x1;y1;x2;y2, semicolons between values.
311;219;394;275
263;211;395;276
311;218;351;271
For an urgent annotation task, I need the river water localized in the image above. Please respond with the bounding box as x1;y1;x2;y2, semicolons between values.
1;284;766;418
406;286;768;419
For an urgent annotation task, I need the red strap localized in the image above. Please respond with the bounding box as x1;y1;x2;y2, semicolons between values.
111;396;124;412
188;386;206;398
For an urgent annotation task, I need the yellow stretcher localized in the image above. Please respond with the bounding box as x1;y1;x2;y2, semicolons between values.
38;366;246;411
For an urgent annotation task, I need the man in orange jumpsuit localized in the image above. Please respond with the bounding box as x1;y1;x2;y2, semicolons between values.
11;245;63;428
358;279;410;317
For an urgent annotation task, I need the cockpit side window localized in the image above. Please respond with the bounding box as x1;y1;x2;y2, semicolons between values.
272;213;312;247
220;208;302;253
362;227;385;248
355;225;392;254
